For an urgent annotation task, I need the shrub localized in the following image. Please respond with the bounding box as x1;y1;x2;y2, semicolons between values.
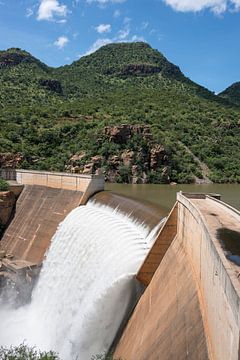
0;344;59;360
0;178;9;191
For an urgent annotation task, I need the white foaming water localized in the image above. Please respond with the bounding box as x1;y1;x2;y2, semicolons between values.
0;201;159;359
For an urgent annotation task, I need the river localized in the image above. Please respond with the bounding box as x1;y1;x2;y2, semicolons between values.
106;183;240;215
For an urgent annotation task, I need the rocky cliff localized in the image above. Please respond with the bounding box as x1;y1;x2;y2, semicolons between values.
65;124;170;184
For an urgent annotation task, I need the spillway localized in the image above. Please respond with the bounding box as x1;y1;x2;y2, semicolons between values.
0;200;161;359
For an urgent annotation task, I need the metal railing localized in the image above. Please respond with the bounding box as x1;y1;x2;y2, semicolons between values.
0;168;16;181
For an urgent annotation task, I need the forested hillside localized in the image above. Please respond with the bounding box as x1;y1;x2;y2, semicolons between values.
0;42;239;183
219;82;240;106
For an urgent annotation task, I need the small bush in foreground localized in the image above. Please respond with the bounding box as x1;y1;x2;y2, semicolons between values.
0;178;9;191
91;354;123;360
0;343;59;360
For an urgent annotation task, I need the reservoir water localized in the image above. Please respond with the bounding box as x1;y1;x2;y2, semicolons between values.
106;183;240;214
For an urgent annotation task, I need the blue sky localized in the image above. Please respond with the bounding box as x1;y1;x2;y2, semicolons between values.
0;0;240;93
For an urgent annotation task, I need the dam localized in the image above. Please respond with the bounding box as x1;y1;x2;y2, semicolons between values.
0;169;240;359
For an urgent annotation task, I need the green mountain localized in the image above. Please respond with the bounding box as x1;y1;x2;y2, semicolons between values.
219;82;240;106
0;42;239;184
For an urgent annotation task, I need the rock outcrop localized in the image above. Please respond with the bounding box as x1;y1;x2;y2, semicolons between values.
66;124;170;184
0;153;23;168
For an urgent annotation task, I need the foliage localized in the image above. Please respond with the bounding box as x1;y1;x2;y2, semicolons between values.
0;343;59;360
0;178;9;191
219;82;240;106
91;353;122;360
0;43;239;183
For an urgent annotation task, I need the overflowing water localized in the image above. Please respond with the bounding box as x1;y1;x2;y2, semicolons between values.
0;201;160;359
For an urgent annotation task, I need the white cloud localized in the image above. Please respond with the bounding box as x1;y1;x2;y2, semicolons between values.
95;23;111;33
163;0;240;14
118;28;130;39
232;0;240;10
80;33;146;58
37;0;68;21
79;14;146;58
54;35;69;49
117;16;130;39
131;35;145;42
26;8;34;17
80;38;112;56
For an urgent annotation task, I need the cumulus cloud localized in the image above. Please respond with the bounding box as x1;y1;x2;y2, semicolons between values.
37;0;68;21
163;0;240;14
95;23;111;33
54;35;69;48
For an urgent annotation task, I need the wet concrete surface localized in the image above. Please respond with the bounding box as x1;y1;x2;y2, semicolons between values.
217;228;240;266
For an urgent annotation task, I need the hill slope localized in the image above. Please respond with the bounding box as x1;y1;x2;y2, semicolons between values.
0;43;239;184
219;82;240;106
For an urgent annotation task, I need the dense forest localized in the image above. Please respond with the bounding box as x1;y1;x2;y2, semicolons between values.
0;42;239;184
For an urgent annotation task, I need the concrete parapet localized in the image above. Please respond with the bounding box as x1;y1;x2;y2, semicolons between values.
177;192;240;360
14;169;104;195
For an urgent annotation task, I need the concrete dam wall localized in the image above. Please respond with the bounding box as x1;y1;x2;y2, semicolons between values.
115;193;240;360
0;170;104;268
1;169;240;359
0;185;83;265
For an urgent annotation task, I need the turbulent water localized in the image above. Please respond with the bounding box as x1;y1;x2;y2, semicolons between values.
0;201;160;359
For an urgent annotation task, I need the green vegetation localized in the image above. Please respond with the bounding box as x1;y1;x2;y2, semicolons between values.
0;42;239;183
219;82;240;106
91;354;122;360
0;344;59;360
0;178;9;191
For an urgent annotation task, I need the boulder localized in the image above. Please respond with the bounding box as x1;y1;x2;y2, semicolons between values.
121;151;135;167
150;145;167;170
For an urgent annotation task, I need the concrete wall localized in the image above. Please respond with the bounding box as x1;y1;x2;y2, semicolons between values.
15;169;104;195
0;185;84;265
177;193;240;360
115;192;240;360
114;236;210;360
136;203;177;286
0;170;104;269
